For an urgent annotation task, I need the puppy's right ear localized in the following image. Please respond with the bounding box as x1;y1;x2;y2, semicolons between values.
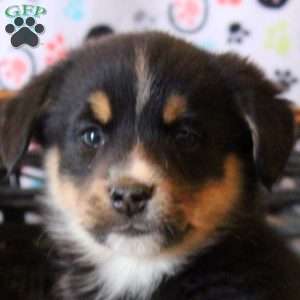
0;62;68;173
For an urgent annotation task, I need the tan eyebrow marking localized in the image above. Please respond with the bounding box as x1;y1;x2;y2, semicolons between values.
163;95;187;124
89;91;112;124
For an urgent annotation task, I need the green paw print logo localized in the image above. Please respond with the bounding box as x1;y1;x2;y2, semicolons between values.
265;21;291;55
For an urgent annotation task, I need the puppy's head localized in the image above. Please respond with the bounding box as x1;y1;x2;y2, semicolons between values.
0;32;294;258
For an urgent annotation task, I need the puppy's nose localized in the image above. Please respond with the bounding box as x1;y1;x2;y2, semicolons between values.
109;183;153;217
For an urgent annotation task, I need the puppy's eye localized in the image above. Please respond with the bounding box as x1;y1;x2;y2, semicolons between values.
81;127;104;148
175;127;200;149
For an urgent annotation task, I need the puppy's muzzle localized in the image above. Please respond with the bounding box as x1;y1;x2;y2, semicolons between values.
109;180;154;217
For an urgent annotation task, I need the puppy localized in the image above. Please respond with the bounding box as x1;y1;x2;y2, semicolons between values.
1;32;300;300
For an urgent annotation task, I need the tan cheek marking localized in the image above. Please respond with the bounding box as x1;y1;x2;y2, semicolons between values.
89;90;112;124
161;154;242;257
163;95;187;124
45;148;113;228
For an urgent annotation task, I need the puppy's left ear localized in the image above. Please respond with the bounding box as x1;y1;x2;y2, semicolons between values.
0;62;67;173
219;54;295;188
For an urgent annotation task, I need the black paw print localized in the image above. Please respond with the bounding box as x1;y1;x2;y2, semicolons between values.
228;22;250;44
275;69;298;91
5;16;44;48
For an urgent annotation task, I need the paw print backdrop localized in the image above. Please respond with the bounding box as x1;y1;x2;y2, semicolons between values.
0;0;299;104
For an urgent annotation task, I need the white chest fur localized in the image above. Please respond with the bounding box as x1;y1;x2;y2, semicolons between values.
45;202;183;300
98;249;182;300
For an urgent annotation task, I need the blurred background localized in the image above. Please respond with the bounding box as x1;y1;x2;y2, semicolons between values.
0;0;300;299
0;0;299;103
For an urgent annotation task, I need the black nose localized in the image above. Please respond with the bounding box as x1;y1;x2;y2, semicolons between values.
109;183;153;217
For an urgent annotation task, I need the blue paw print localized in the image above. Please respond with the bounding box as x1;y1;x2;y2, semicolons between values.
64;0;84;21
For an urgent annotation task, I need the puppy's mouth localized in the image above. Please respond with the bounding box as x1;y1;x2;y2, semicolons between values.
112;221;156;236
91;219;158;242
92;218;188;248
109;218;189;246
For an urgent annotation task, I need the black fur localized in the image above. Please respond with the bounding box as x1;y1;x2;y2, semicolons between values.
0;32;299;300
